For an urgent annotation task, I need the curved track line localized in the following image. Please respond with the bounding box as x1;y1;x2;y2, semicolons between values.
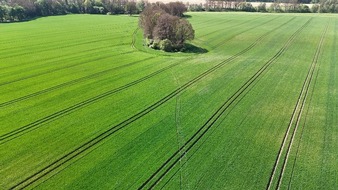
131;28;139;49
266;19;329;190
0;57;155;107
138;17;312;190
8;15;283;190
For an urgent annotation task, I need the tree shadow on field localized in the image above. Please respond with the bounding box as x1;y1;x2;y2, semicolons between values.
183;15;192;18
182;43;208;54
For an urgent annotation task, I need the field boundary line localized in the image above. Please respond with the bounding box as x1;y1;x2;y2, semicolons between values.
9;15;282;189
266;19;329;190
138;17;312;190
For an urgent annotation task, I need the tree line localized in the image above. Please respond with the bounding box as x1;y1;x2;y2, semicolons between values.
188;0;338;13
0;0;145;22
1;0;338;22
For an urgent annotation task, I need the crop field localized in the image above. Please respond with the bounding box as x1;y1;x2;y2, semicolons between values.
0;12;337;189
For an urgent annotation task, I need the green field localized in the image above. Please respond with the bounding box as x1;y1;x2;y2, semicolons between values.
1;12;337;189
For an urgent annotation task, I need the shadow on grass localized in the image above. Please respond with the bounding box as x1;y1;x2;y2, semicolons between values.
0;17;41;24
182;43;208;54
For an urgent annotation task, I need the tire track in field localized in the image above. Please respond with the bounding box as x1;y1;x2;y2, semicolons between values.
210;16;281;50
266;19;330;190
0;57;156;107
138;18;312;190
0;61;181;144
0;22;136;45
0;35;130;60
9;16;296;190
0;43;127;71
196;18;238;37
193;17;236;31
211;17;280;49
0;50;134;87
0;31;128;54
194;16;269;47
195;16;268;46
131;28;139;49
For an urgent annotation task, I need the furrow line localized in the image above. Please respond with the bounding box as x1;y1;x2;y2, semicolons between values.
0;50;134;87
198;17;250;38
0;43;127;71
0;35;129;60
138;17;312;190
131;28;139;49
9;18;272;189
266;19;328;190
211;16;281;50
0;57;155;107
0;62;180;144
193;16;238;31
275;20;330;190
0;34;130;59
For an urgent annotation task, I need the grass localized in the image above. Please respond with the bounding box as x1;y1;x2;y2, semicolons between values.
0;13;337;189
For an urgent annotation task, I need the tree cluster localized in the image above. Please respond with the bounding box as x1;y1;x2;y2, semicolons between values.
0;0;144;22
317;0;338;13
200;0;312;12
187;0;337;13
139;3;194;52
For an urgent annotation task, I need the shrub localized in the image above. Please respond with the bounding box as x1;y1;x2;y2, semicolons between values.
159;39;173;52
257;3;267;12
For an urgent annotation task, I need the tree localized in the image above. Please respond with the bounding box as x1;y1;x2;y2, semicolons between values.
0;5;7;22
125;1;137;16
84;0;94;13
139;4;194;52
173;18;194;48
167;2;187;17
11;4;25;20
136;0;146;12
139;4;165;39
